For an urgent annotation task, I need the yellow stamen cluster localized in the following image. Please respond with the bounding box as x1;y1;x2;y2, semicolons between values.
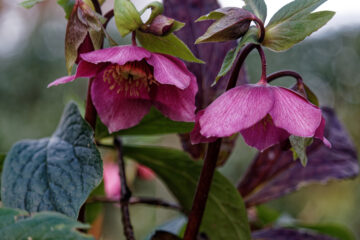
103;61;158;97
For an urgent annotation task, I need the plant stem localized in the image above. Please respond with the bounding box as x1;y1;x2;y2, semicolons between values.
87;196;183;211
114;137;135;240
90;0;102;15
266;70;303;84
251;16;265;43
84;78;97;129
132;31;137;46
104;10;115;28
183;139;222;240
184;42;265;240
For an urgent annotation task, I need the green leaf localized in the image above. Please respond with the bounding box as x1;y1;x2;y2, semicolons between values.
95;108;194;139
267;0;327;28
215;27;258;84
140;1;164;24
136;30;204;63
57;0;76;19
243;0;267;22
123;145;251;240
0;153;6;200
85;181;105;223
114;0;143;37
195;8;252;44
20;0;46;9
295;223;356;240
263;11;335;51
256;205;280;226
0;208;93;239
304;83;319;106
1;102;103;218
289;136;313;166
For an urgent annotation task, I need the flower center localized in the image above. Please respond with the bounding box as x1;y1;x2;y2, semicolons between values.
102;60;158;97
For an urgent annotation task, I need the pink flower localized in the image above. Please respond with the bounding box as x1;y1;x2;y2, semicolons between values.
191;83;330;151
103;162;121;200
49;46;197;132
137;164;155;180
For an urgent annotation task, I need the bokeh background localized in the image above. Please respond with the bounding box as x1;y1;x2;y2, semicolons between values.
0;0;359;239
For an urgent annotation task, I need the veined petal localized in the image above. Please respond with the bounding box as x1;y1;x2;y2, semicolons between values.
48;61;102;87
153;74;197;122
270;87;322;137
91;72;152;133
147;53;192;89
190;110;217;144
240;115;290;151
80;45;151;65
199;85;274;138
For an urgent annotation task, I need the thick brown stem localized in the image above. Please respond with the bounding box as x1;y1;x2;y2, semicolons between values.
84;78;97;129
114;137;135;240
183;139;222;240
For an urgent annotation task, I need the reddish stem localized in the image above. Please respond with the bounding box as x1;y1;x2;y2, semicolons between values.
266;70;303;84
251;15;265;43
84;78;97;129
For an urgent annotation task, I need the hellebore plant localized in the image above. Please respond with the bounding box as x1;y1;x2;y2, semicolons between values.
1;0;358;240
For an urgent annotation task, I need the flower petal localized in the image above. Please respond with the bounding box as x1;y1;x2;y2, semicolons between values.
48;60;102;87
147;53;192;89
199;85;274;138
80;45;151;65
240;115;290;151
92;71;152;133
190;110;217;144
270;87;322;137
314;116;332;148
153;74;197;122
103;162;121;200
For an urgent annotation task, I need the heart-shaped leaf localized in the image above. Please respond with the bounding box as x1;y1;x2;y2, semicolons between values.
0;208;93;239
123;145;251;240
1;102;103;218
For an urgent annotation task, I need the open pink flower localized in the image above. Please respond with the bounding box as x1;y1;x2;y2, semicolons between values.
49;45;197;132
191;83;330;151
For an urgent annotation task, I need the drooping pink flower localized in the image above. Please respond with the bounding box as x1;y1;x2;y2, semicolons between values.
103;162;121;200
49;45;197;132
191;83;330;151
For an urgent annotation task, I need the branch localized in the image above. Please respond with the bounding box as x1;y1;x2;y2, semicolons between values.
114;137;136;240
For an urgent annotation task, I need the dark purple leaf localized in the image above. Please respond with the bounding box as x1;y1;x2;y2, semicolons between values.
252;228;337;240
164;0;247;160
238;107;359;207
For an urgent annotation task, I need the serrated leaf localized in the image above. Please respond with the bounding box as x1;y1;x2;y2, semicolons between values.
295;223;356;240
123;145;251;240
289;135;313;166
57;0;76;19
253;228;337;240
267;0;327;28
263;11;335;51
20;0;46;9
0;208;93;239
195;7;252;43
238;107;359;207
215;27;258;84
1;102;103;218
95;108;194;139
136;30;204;63
243;0;267;22
114;0;143;37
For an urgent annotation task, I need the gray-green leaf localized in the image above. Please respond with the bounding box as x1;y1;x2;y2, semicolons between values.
114;0;143;37
1;102;103;218
0;208;93;239
290;135;313;166
136;30;204;63
263;11;335;51
123;145;251;240
20;0;46;9
243;0;267;22
57;0;76;19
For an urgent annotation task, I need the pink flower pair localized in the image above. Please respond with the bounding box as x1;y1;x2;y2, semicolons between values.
191;83;330;151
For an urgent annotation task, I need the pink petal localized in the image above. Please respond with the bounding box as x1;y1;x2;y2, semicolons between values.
199;85;274;138
240;115;290;151
103;162;121;200
48;61;102;87
152;74;197;122
270;87;322;137
80;45;151;65
314;116;332;148
190;110;217;144
91;69;152;133
146;53;192;89
137;164;155;180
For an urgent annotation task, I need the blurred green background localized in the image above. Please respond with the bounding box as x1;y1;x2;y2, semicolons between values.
0;0;359;239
